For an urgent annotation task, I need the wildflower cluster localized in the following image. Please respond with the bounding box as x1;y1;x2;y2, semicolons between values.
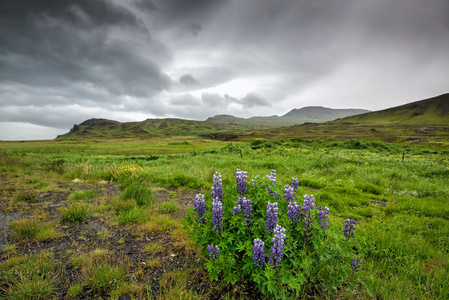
344;219;357;237
287;201;302;223
252;238;266;267
236;169;248;195
211;172;223;202
212;199;223;233
265;202;279;233
269;225;286;267
207;244;220;259
284;184;295;202
189;169;361;298
193;193;206;224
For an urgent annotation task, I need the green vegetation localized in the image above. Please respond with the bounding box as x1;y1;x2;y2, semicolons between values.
60;202;90;223
0;108;448;298
0;252;58;299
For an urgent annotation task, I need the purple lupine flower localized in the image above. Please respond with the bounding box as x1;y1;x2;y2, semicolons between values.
318;206;330;231
207;244;220;259
284;184;295;202
238;197;253;222
236;169;248;196
265;170;277;196
265;202;278;233
291;177;299;191
231;205;241;215
344;218;357;237
252;238;266;267
351;258;363;273
212;199;223;233
287;201;302;223
193;193;207;224
269;225;286;267
211;172;223;202
266;170;277;187
303;194;315;212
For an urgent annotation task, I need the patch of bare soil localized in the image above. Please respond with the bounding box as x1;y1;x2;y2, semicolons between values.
0;178;213;299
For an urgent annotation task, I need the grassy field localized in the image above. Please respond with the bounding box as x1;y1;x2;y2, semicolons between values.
0;136;448;299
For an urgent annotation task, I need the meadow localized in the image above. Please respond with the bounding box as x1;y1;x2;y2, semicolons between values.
0;136;448;299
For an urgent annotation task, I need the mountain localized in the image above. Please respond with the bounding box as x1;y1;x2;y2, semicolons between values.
57;106;370;140
283;106;370;121
337;93;449;125
206;107;370;127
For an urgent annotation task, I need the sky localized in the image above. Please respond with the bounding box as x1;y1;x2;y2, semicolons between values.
1;0;448;140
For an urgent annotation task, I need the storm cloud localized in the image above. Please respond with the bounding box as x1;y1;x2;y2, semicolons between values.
1;0;448;139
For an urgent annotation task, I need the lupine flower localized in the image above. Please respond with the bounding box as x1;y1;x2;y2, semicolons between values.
344;218;357;237
212;199;223;233
303;194;315;212
284;184;295;202
266;170;277;187
265;170;277;197
207;244;220;259
318;206;330;231
287;201;302;223
193;193;207;224
351;258;363;273
269;225;286;267
211;172;223;202
265;202;278;233
231;205;241;215
236;169;248;196
291;177;299;191
240;198;253;222
252;238;266;267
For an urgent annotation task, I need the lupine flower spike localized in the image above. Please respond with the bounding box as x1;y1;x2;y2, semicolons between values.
212;199;223;233
265;202;279;233
288;201;302;223
253;238;266;267
193;193;207;224
211;172;223;202
207;244;220;259
317;206;330;231
236;169;248;196
344;218;357;238
269;225;286;268
291;177;299;191
284;184;295;203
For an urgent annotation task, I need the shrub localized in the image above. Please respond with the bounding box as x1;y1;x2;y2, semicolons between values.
187;169;363;298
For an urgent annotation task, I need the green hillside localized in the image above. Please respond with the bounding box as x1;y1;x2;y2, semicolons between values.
338;93;449;125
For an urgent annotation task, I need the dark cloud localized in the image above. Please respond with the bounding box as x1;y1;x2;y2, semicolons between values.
0;0;172;104
179;74;200;86
240;93;271;108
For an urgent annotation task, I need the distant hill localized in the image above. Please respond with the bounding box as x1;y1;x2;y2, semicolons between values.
57;106;370;140
337;93;449;125
283;106;369;121
206;107;370;127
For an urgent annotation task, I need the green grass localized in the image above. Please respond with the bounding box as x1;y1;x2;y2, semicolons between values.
0;253;58;299
0;134;448;298
9;218;59;241
60;202;90;223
